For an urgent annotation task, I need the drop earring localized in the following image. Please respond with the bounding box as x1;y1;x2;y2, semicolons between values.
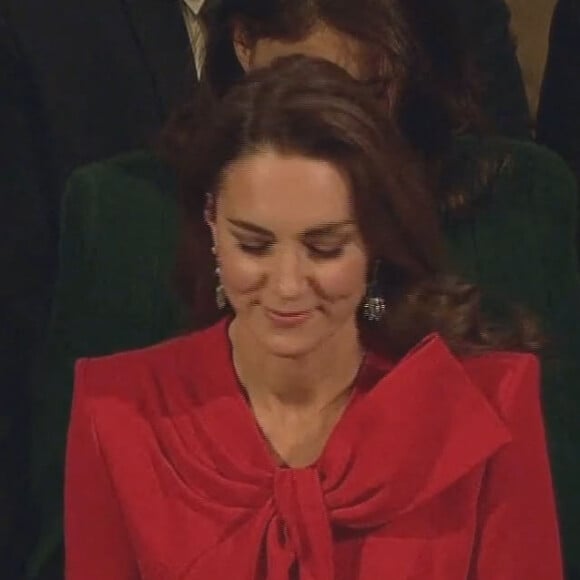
212;246;227;310
362;260;386;322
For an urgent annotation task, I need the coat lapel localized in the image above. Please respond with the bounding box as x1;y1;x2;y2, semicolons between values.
121;0;195;116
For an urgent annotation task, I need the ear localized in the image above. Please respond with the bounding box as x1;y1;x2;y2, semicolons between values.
232;19;253;72
204;193;218;247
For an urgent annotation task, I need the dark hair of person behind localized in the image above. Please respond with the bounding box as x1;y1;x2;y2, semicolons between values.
201;0;483;135
171;55;540;358
162;0;492;219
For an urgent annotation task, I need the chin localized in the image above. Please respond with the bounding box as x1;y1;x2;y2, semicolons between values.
258;332;321;359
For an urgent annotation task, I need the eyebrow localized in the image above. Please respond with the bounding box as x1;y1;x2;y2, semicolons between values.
227;219;355;238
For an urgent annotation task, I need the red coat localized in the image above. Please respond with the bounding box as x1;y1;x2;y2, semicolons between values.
65;319;563;579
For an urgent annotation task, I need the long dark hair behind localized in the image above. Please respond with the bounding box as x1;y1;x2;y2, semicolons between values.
171;55;540;358
161;0;492;220
200;0;484;139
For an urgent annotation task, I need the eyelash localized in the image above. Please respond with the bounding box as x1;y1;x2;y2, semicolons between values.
237;242;345;260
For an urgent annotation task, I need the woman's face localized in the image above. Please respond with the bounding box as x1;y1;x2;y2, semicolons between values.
208;149;368;358
233;21;372;81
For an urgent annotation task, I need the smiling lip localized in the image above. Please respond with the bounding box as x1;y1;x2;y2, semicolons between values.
266;308;312;327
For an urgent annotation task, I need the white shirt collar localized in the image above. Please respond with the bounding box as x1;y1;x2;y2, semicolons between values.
182;0;205;15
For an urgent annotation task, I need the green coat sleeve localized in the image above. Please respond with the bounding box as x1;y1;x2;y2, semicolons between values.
446;137;580;579
27;151;184;578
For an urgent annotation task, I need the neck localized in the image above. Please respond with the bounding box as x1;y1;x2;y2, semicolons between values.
229;318;364;412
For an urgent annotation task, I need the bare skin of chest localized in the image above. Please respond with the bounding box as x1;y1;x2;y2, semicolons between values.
252;400;348;468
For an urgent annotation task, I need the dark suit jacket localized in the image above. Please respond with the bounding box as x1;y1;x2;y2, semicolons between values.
536;0;580;255
0;16;56;579
0;1;193;576
537;0;580;176
0;0;193;213
453;0;531;137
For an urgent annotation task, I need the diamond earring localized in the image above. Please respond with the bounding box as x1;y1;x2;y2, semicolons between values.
212;246;227;310
362;261;386;322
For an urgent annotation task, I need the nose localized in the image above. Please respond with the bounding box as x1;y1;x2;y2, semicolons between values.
270;247;309;300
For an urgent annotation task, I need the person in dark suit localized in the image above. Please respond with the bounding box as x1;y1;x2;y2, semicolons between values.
537;0;580;181
0;16;57;579
456;0;532;137
0;1;196;577
0;0;196;237
536;0;580;260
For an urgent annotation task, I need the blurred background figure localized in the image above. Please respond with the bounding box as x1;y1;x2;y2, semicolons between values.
1;1;197;577
0;15;56;577
536;0;580;193
505;0;558;118
507;0;580;197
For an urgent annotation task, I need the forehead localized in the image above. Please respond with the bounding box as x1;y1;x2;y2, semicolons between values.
218;150;354;228
253;23;370;79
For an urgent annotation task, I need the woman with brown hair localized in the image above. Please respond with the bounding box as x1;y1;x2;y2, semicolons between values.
33;1;578;578
65;56;562;579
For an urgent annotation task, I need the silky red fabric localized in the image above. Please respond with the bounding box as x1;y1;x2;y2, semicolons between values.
65;319;563;579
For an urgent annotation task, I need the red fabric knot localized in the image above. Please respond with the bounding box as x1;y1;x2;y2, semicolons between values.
271;468;334;580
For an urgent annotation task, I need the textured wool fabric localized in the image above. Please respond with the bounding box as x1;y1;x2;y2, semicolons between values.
65;319;562;579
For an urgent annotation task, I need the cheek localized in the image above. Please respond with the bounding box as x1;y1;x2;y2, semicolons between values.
219;248;264;295
316;255;367;301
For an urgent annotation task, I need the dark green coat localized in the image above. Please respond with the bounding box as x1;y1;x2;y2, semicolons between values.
28;138;580;579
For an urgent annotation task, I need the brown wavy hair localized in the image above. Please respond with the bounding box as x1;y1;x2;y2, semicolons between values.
172;55;540;358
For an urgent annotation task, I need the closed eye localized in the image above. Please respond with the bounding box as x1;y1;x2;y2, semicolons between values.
237;241;345;259
307;245;345;259
237;241;272;255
